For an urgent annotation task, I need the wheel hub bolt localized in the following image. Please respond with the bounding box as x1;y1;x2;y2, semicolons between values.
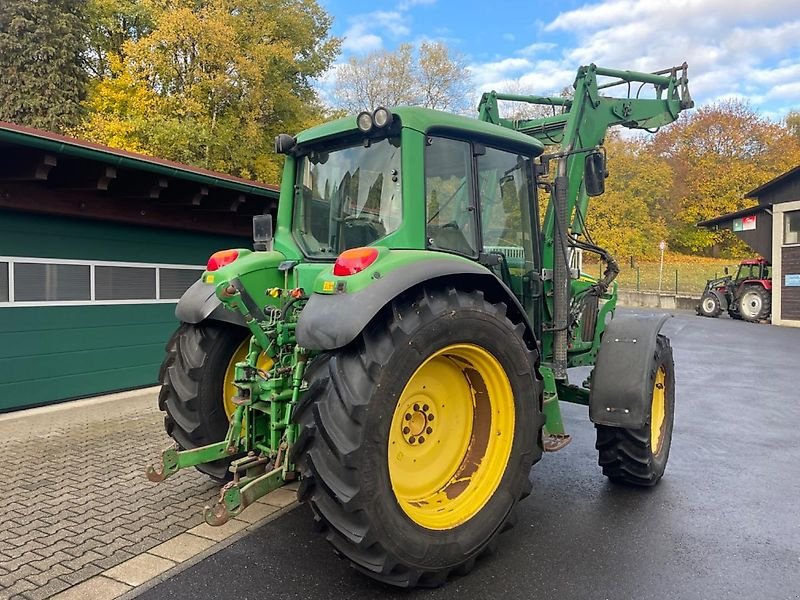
402;402;436;445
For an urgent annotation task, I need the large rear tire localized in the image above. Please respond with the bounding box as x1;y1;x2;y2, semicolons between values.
737;285;771;322
595;334;675;487
158;322;248;480
291;287;543;587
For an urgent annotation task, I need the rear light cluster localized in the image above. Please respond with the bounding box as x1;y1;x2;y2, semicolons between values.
207;249;239;271
333;247;379;276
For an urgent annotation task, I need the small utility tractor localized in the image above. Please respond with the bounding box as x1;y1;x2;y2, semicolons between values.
697;258;771;322
147;63;693;587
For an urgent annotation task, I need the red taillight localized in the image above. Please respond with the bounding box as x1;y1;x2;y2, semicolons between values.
207;249;239;271
333;247;379;276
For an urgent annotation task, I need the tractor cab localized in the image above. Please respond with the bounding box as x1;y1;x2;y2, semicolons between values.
733;258;771;283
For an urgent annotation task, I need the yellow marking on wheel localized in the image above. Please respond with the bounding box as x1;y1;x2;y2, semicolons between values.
650;366;667;455
223;338;273;421
388;344;515;530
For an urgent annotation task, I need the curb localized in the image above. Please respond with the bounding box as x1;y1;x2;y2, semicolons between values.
49;489;299;600
0;387;160;423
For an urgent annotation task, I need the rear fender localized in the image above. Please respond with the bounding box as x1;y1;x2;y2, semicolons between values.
589;313;670;429
175;279;246;328
296;258;534;351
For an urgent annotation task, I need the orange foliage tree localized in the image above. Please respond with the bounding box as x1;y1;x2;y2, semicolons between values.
651;100;800;256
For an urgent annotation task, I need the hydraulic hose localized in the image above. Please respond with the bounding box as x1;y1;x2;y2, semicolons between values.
552;173;569;380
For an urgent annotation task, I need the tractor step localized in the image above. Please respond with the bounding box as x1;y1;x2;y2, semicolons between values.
543;433;572;452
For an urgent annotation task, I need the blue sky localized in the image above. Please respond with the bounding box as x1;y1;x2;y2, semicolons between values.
318;0;800;120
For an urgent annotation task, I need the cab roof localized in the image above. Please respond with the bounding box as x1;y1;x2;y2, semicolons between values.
295;106;545;156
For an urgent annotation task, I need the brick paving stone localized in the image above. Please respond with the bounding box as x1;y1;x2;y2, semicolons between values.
148;533;216;562
50;575;131;600
0;389;298;599
103;554;175;587
59;563;104;586
26;563;73;587
0;577;36;599
92;550;136;571
187;518;249;542
259;487;297;508
233;501;281;524
20;577;72;600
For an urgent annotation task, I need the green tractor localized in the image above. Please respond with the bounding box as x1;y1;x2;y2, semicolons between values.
148;63;693;587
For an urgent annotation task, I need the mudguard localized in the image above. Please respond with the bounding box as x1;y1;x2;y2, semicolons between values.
589;312;670;429
174;279;246;327
296;259;532;351
709;288;728;310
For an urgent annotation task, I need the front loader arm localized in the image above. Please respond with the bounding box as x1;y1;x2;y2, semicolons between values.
478;63;693;377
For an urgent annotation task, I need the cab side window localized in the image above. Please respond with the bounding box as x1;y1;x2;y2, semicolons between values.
477;146;535;272
424;137;477;256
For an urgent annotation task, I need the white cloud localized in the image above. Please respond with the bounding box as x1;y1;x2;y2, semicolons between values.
341;27;383;53
340;10;411;54
397;0;437;10
464;0;800;115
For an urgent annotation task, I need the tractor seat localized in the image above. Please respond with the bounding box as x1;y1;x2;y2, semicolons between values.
427;223;475;256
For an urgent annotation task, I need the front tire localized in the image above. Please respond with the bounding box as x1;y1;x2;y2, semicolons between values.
158;322;248;480
291;287;543;587
595;334;675;486
697;292;722;318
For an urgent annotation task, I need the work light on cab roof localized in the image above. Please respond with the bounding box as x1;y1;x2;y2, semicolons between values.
356;107;393;132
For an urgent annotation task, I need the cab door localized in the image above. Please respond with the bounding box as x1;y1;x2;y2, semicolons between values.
475;144;541;330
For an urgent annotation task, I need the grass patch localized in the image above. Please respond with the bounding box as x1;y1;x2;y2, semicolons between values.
583;254;741;295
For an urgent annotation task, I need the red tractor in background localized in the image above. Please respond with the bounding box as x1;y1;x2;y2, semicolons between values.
697;258;772;322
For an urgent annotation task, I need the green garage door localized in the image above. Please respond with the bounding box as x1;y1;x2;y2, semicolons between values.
0;212;247;412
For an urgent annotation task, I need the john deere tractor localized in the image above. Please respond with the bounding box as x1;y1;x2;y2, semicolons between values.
148;63;693;587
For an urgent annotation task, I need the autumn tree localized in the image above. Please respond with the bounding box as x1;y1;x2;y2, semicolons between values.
652;100;800;255
0;0;88;131
77;0;339;183
786;110;800;139
332;41;472;114
585;133;671;260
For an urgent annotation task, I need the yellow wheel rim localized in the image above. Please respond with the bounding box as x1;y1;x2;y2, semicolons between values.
388;343;515;530
223;338;273;421
650;366;667;454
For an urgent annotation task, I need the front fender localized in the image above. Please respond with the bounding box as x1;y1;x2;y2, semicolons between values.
175;279;246;327
589;312;670;429
709;288;728;310
296;256;531;351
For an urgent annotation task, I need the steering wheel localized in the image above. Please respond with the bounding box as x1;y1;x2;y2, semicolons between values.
344;213;382;224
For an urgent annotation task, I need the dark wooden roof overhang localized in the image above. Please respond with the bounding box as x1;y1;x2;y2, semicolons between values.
0;121;280;237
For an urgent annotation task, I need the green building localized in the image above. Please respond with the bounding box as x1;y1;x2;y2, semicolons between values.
0;121;278;411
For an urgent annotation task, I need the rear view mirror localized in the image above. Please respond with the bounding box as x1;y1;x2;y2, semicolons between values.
253;214;274;252
584;151;607;197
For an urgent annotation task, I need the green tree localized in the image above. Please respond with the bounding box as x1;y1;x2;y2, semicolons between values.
78;0;339;183
0;0;88;131
84;0;156;78
333;41;472;114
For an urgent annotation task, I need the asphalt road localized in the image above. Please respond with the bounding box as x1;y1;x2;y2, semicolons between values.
138;309;800;600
